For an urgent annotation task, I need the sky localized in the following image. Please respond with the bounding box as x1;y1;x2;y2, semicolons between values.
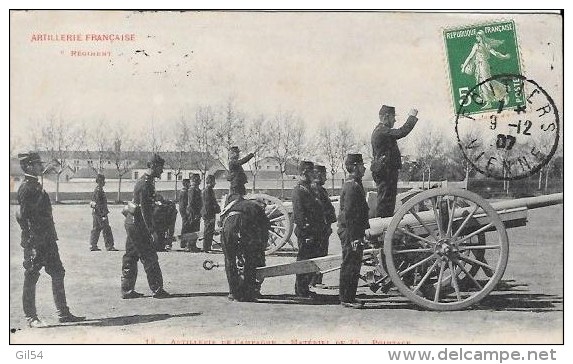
9;11;563;154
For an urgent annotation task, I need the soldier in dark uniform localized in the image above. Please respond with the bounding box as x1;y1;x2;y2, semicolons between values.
371;105;419;218
201;174;220;252
121;154;170;299
220;197;269;302
226;146;254;204
292;161;324;298
311;164;337;286
152;194;177;251
185;173;202;252
338;154;370;308
178;178;190;249
89;174;117;251
16;152;86;327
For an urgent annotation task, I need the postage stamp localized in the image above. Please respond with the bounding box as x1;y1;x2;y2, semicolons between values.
443;20;524;115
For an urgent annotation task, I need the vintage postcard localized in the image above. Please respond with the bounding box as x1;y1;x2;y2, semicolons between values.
8;10;564;349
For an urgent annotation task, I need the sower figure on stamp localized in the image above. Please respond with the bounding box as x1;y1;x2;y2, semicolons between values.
371;105;419;218
121;154;170;299
89;174;117;252
201;174;220;253
16;152;86;327
292;161;323;298
310;164;337;287
226;146;254;205
178;178;191;250
185;173;202;252
220;196;269;302
338;154;370;309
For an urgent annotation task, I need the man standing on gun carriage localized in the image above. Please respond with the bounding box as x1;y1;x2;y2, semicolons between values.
201;174;220;253
292;161;324;299
371;105;419;218
226;146;254;204
16;152;86;327
220;196;270;302
89;173;118;252
310;164;337;287
185;173;202;252
120;154;170;299
338;154;370;308
178;178;191;250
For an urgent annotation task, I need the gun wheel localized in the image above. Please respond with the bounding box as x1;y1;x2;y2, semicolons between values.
246;194;294;255
383;188;509;311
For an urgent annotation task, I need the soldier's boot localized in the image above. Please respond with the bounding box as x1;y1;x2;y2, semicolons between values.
121;274;144;299
23;272;39;325
186;238;201;252
52;277;86;323
27;317;47;328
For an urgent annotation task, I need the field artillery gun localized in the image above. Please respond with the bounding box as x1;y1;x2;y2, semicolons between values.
230;188;562;311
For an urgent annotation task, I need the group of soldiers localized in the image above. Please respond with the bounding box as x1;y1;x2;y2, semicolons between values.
15;104;419;325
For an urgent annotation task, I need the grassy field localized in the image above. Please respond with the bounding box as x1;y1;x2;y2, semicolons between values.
9;202;563;344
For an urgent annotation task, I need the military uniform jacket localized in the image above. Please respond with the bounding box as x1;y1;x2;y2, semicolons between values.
371;115;418;170
337;178;370;241
292;181;324;237
91;185;109;217
17;175;58;246
226;199;270;247
201;186;221;219
178;187;189;221
227;153;254;189
133;173;156;231
312;183;337;227
186;186;203;223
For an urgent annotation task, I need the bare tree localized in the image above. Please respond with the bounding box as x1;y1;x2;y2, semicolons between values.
109;128;134;203
41;114;86;203
86;120;112;175
317;119;356;193
267;110;300;199
167;115;192;194
192;105;218;186
414;127;445;189
213;97;245;170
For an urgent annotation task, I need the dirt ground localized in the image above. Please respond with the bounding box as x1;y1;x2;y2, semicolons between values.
9;203;563;344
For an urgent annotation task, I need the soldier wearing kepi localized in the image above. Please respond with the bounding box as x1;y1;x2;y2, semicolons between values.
338;154;370;308
121;154;170;299
185;173;202;252
178;178;191;250
292;160;324;298
371;105;419;218
226;146;254;203
201;174;220;253
16;152;86;327
220;197;270;302
311;164;337;287
89;174;118;251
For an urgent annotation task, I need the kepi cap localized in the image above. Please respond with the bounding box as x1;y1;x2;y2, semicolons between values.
96;173;105;182
298;160;314;173
314;164;327;174
379;105;395;116
345;153;364;167
18;152;43;165
147;153;165;167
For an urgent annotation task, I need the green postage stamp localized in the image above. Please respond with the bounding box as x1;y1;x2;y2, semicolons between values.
444;20;524;115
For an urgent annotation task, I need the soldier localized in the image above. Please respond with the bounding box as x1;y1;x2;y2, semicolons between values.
292;161;324;298
220;197;269;302
226;146;254;204
16;152;86;327
201;174;220;253
152;194;177;251
311;164;337;286
338;154;370;308
178;178;190;249
121;154;170;299
371;105;419;218
185;173;202;252
89;174;118;251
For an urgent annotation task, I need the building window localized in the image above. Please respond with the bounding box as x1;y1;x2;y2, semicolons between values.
167;172;172;181
177;174;182;181
134;171;139;180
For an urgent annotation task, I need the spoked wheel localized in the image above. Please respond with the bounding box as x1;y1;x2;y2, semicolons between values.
383;188;509;311
245;194;294;255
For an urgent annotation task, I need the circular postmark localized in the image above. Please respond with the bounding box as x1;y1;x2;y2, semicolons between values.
455;74;560;181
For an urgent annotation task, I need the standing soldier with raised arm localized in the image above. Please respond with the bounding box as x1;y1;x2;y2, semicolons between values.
89;173;118;251
121;154;170;299
16;152;86;327
226;146;254;204
292;161;323;298
185;173;202;252
338;154;370;308
311;164;337;287
201;174;220;253
371;105;419;218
